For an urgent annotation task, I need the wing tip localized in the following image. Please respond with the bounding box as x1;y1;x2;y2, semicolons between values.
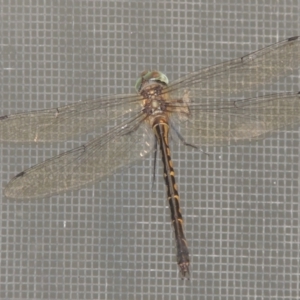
287;36;299;42
0;115;8;120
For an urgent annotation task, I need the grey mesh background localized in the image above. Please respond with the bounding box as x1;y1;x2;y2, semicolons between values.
0;1;299;299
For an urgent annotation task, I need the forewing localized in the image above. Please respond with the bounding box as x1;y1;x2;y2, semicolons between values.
4;112;154;199
0;93;142;142
170;92;300;146
167;36;300;101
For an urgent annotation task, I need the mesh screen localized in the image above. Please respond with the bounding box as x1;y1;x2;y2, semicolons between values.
0;1;300;299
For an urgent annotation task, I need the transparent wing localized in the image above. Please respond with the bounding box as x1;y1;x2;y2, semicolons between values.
170;92;300;146
0;93;142;142
164;36;300;146
167;36;300;101
4;112;154;200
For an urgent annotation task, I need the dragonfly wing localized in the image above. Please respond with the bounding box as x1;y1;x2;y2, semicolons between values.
4;112;154;199
167;36;300;101
170;92;300;146
0;93;142;142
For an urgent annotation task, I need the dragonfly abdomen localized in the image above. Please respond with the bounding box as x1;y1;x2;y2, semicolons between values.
152;118;190;279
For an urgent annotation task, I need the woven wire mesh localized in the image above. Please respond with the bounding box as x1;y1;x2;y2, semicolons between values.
0;1;300;299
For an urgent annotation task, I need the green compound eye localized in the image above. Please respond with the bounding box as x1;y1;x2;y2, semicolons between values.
135;70;169;92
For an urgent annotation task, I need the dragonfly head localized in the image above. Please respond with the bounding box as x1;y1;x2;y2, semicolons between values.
135;70;169;93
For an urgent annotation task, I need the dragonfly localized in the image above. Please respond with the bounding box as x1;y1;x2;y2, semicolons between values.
1;36;300;279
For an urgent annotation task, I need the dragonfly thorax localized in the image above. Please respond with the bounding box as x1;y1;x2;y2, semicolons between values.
137;70;170;120
141;84;169;116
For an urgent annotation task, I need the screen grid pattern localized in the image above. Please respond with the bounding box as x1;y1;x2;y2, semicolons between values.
0;1;300;299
